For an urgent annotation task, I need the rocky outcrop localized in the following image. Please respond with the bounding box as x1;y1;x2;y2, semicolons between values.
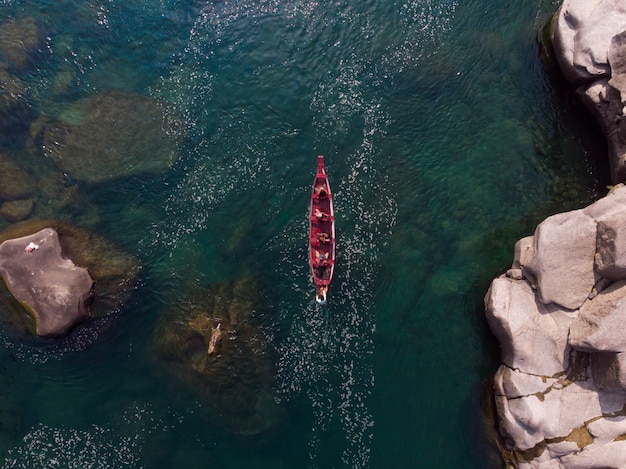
486;185;626;467
551;0;626;183
486;2;626;466
0;220;141;336
0;228;93;337
42;91;182;184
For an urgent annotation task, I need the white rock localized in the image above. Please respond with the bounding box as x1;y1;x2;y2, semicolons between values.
587;413;626;445
524;209;598;310
485;277;574;376
569;280;626;352
559;440;626;468
496;380;604;451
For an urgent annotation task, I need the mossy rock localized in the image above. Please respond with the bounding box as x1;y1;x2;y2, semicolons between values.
43;91;183;184
0;199;34;222
0;16;42;70
0;152;37;200
152;277;284;436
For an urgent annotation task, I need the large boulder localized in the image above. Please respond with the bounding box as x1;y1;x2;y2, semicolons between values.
551;0;626;182
485;277;574;376
486;185;626;467
524;209;598;310
569;280;626;352
0;151;36;200
0;199;34;222
0;228;93;337
42;91;182;184
0;220;141;334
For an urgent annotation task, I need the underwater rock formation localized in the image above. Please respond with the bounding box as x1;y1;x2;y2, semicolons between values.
0;152;36;201
0;199;33;222
42;91;182;184
152;277;284;436
0;16;43;71
0;220;140;336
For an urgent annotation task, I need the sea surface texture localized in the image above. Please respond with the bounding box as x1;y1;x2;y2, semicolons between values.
0;0;610;467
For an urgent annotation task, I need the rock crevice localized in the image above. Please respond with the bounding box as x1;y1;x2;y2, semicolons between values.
487;2;626;465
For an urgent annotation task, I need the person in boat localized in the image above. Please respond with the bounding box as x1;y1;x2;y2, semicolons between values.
316;285;328;305
315;250;329;267
314;207;329;222
315;185;328;198
317;232;330;244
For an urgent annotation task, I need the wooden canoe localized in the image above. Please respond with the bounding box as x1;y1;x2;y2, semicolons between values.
309;155;335;305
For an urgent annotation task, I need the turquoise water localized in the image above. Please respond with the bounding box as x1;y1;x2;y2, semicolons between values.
0;0;610;467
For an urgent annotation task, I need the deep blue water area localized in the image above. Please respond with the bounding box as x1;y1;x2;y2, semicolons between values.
0;0;610;467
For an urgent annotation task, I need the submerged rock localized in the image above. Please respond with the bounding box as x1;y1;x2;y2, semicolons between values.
0;199;34;222
152;277;284;436
0;16;43;71
0;220;140;336
0;228;93;337
0;152;36;201
42;91;181;184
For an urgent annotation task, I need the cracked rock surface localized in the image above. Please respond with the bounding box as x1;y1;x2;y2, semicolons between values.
486;185;626;467
552;0;626;183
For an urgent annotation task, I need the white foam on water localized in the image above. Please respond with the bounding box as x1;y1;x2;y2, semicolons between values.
3;423;141;468
0;401;189;468
273;101;396;468
0;315;120;365
142;1;457;466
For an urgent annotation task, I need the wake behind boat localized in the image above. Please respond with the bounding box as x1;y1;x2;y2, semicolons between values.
309;155;335;305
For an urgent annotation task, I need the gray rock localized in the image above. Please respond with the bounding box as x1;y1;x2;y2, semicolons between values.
524;209;598;310
485;277;574;376
569;280;626;352
495;373;607;452
552;0;626;182
594;209;626;281
559;440;626;468
513;236;534;269
609;31;626;101
489;2;626;465
0;228;93;337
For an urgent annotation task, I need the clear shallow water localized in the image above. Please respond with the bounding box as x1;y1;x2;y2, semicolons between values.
0;0;609;467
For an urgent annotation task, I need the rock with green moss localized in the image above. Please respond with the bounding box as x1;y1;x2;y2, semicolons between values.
0;152;36;201
486;185;626;467
152;277;284;436
43;91;182;184
0;16;42;71
0;199;34;222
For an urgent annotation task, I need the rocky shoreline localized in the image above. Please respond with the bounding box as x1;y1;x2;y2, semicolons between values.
486;1;626;467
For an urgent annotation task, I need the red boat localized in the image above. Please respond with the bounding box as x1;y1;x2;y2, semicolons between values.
309;155;335;305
